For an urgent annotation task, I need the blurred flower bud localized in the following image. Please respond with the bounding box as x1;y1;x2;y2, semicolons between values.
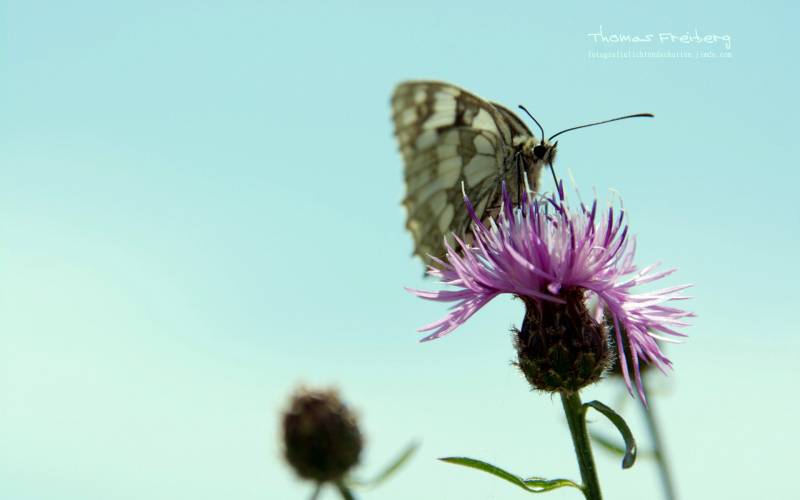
282;387;363;483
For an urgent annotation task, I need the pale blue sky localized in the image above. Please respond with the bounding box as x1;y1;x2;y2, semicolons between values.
1;1;798;499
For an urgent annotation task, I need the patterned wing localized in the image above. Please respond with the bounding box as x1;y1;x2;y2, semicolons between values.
391;80;536;265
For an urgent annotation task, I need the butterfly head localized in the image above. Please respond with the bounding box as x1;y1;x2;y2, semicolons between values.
529;139;557;165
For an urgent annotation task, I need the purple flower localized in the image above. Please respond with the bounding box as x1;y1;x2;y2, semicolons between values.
408;182;693;402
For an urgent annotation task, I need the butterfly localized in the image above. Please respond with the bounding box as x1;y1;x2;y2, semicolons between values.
391;80;554;266
391;80;652;266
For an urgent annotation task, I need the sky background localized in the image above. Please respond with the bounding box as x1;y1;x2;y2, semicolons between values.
1;1;798;499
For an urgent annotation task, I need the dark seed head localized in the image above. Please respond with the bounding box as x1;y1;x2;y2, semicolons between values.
282;387;363;483
514;289;611;393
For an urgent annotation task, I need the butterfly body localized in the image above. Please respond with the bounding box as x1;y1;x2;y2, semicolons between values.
391;80;550;264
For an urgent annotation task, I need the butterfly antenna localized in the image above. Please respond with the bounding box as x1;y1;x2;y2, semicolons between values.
518;105;545;142
549;113;654;141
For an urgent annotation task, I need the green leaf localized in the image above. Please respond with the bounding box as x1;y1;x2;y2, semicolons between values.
348;441;418;489
584;400;637;469
440;457;581;493
522;476;585;492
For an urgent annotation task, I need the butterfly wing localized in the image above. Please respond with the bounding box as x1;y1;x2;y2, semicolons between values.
391;80;538;265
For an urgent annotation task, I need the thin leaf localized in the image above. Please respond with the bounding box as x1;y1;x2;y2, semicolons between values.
522;476;585;492
440;457;580;493
584;400;637;469
348;441;418;489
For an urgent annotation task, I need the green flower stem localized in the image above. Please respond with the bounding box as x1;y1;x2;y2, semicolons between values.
309;483;323;500
641;382;677;500
561;391;602;500
335;480;356;500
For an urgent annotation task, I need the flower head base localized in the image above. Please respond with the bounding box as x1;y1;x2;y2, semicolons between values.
282;387;363;483
515;289;611;393
409;182;693;402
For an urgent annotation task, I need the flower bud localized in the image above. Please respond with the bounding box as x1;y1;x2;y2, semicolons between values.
514;288;611;393
282;387;363;483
